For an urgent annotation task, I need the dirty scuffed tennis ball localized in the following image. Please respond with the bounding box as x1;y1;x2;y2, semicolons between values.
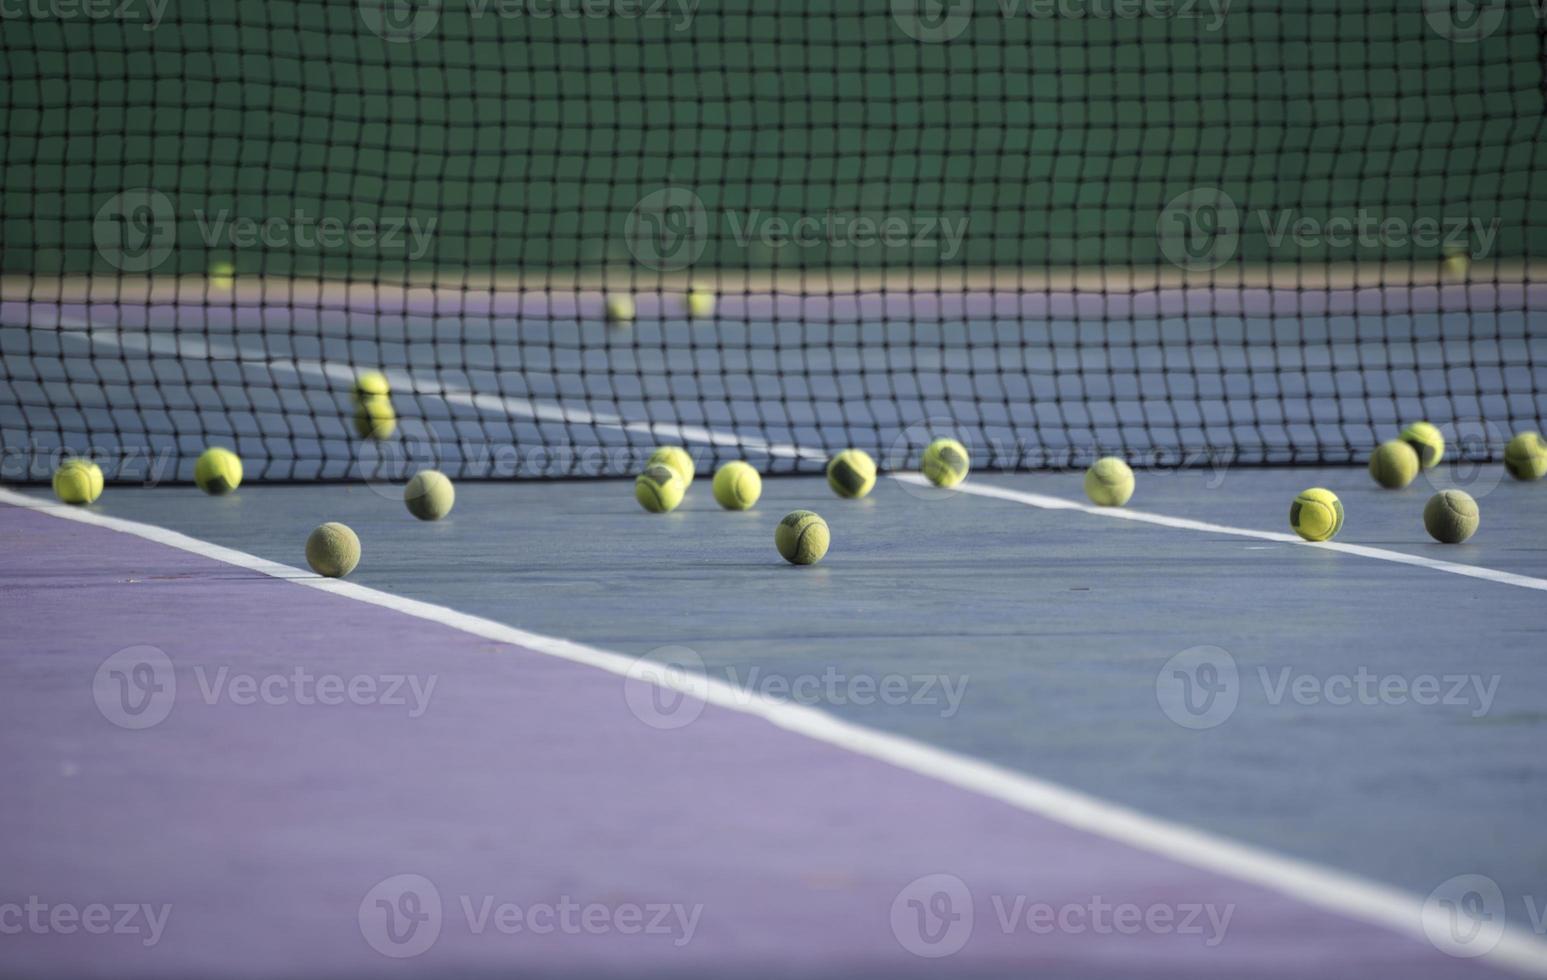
306;522;361;578
712;461;761;510
1504;432;1547;481
1368;440;1419;490
635;464;685;514
1084;456;1135;506
404;469;455;521
1400;421;1445;470
1424;489;1479;544
921;438;970;488
52;458;104;505
775;510;830;565
648;446;695;488
1289;487;1344;542
826;449;877;499
194;447;243;495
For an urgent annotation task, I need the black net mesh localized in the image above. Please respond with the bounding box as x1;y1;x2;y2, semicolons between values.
2;0;1544;483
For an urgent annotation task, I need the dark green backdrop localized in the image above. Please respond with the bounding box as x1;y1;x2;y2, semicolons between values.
3;0;1544;279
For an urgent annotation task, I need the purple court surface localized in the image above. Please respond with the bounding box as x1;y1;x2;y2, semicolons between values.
0;494;1529;979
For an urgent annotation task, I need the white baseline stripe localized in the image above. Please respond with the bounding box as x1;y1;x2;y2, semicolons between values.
3;486;1546;976
897;474;1547;593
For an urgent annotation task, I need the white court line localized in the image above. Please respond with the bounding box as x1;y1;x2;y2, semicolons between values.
48;316;1547;594
897;474;1547;593
22;314;1547;972
2;484;1543;976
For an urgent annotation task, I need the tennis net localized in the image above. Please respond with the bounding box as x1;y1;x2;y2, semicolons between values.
2;0;1544;482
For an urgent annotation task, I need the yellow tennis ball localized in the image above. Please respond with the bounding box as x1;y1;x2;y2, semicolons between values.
1368;439;1419;490
775;510;830;565
606;295;636;324
826;449;876;499
1084;456;1135;506
712;461;761;510
635;464;684;513
353;370;390;401
1289;487;1344;542
306;522;360;578
1400;421;1445;470
1424;489;1479;544
210;261;235;289
686;289;716;319
404;469;455;521
1504;431;1547;481
353;400;397;440
921;438;969;488
194;447;243;495
52;458;103;505
648;446;695;488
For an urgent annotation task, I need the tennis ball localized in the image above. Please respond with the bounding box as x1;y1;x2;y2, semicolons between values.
712;461;761;510
775;510;830;565
52;458;103;505
306;522;360;578
686;288;715;319
351;370;396;440
635;464;685;513
1289;487;1344;542
1084;456;1135;506
1400;421;1445;470
1368;439;1419;490
606;296;636;324
648;446;695;488
1504;431;1547;481
353;371;390;401
921;438;970;488
1424;489;1479;544
353;400;397;440
404;469;455;521
194;447;243;495
210;261;235;289
826;449;876;499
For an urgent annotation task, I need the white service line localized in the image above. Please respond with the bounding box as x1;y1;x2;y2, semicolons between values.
51;315;1547;591
51;318;824;462
3;484;1545;977
898;474;1547;593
